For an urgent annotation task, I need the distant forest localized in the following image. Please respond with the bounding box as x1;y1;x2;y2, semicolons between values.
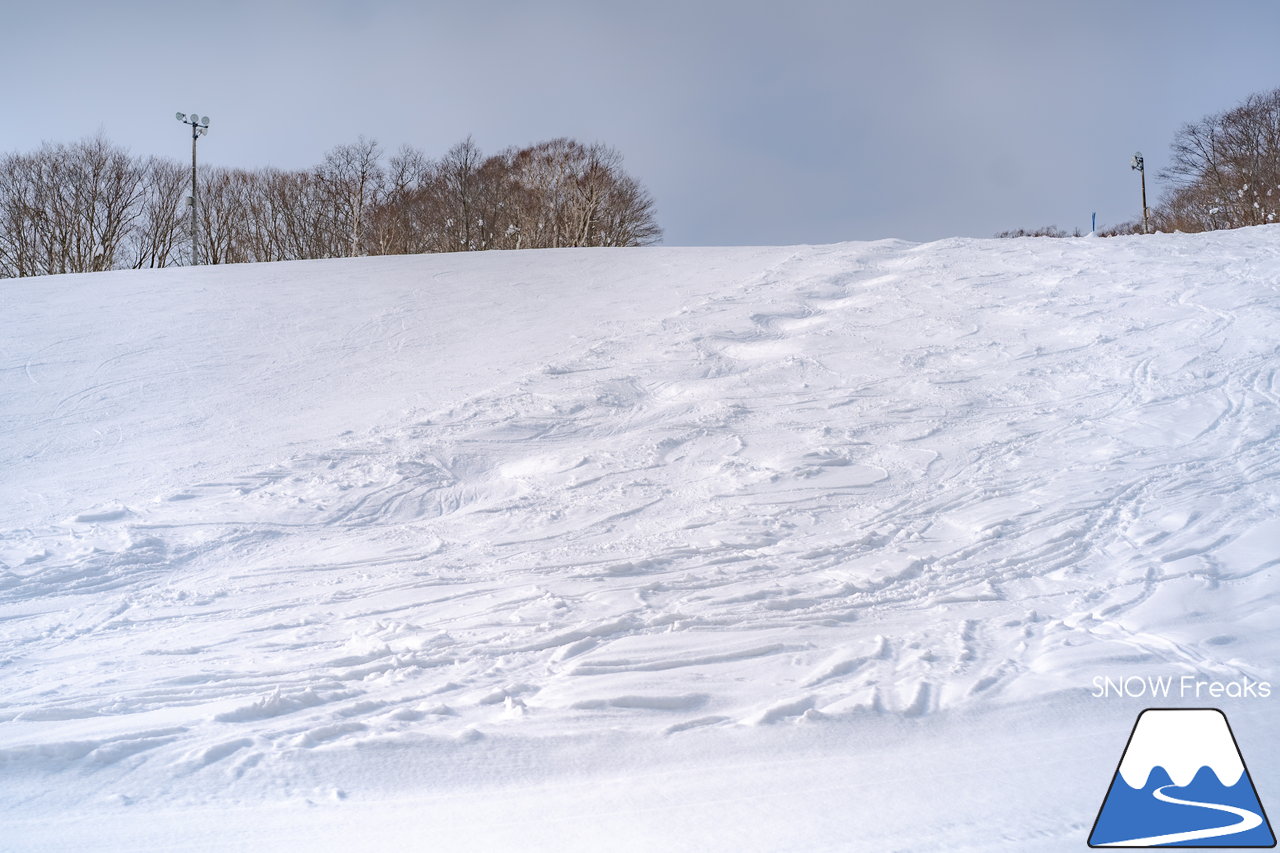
0;135;661;279
1003;86;1280;238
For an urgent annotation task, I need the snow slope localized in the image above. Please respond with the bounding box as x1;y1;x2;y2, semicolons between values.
2;230;1279;850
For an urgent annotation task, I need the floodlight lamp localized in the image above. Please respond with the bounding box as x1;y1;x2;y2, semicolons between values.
202;116;210;126
176;112;186;121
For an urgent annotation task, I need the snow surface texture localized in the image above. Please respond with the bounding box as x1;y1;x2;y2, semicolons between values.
2;232;1279;850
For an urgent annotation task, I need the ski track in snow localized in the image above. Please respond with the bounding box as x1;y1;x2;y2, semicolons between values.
1;232;1279;840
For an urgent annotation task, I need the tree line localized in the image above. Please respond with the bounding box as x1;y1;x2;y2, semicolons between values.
998;86;1280;238
1156;87;1280;233
0;134;661;279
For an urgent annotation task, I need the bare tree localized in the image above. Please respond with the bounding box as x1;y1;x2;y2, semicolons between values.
0;135;148;277
437;136;484;251
198;167;259;265
504;139;661;249
316;137;384;258
1158;87;1280;232
127;157;187;269
0;151;41;278
994;225;1080;238
366;144;435;256
1;131;661;279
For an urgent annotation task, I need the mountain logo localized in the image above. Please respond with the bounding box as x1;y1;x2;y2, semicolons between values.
1089;708;1275;847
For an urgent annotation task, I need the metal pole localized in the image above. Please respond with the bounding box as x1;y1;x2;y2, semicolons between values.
191;122;198;266
1132;152;1149;235
176;112;209;266
1140;168;1149;235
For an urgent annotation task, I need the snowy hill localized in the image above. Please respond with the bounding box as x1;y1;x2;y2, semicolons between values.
3;231;1279;850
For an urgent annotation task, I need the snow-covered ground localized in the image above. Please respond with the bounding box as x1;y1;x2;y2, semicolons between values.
2;230;1278;850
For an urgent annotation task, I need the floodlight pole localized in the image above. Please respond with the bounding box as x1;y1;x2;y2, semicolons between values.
1131;151;1149;234
176;112;211;265
190;124;198;262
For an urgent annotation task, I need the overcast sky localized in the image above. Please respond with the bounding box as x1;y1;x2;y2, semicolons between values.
5;0;1279;245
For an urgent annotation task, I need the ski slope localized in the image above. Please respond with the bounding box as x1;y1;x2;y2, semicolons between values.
2;230;1279;850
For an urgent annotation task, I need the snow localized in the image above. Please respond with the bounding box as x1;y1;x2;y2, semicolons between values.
2;229;1279;850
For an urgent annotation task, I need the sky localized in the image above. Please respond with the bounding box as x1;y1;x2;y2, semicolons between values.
4;0;1279;246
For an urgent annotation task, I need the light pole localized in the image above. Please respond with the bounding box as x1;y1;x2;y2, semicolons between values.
176;112;210;265
1131;151;1149;234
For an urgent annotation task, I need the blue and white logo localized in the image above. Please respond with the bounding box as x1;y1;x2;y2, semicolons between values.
1089;708;1275;847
